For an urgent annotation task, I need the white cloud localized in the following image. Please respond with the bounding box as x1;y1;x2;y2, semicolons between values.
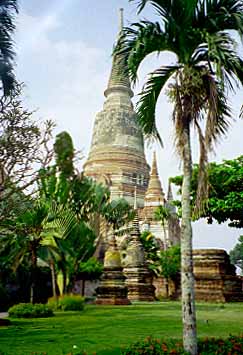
16;10;108;156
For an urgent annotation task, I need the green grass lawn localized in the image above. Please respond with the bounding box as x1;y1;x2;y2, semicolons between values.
1;302;243;355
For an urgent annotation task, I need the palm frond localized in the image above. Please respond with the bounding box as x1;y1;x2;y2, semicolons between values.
136;65;179;144
204;79;232;151
195;0;243;35
43;201;77;239
130;0;172;16
116;21;168;84
0;59;15;95
206;32;243;90
0;0;18;94
0;0;18;12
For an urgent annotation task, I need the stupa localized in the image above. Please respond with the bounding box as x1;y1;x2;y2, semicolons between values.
96;234;130;305
83;9;150;208
124;208;155;301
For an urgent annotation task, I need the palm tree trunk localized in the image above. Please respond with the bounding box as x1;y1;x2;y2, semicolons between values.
181;124;197;355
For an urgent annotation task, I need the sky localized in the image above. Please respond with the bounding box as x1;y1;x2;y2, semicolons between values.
15;0;243;253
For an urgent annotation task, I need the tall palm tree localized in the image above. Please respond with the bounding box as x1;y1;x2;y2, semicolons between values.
0;0;18;95
117;1;243;353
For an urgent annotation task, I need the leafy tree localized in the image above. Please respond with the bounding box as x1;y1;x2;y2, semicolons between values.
171;156;243;228
230;236;243;274
157;245;181;299
117;1;243;353
0;0;18;95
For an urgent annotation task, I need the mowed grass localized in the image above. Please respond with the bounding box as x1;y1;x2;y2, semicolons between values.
1;302;243;355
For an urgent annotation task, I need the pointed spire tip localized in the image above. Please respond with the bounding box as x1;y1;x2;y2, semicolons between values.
119;8;124;32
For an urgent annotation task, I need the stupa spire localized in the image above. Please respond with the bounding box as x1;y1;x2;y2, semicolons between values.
167;181;173;201
104;9;133;98
144;152;164;204
119;8;124;33
166;180;176;214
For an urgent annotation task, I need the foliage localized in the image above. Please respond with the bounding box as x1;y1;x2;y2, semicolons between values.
78;257;103;280
8;303;53;318
122;336;189;355
171;156;243;227
0;200;76;302
230;235;243;274
140;231;160;273
154;206;170;227
54;131;74;177
158;246;181;281
47;295;85;311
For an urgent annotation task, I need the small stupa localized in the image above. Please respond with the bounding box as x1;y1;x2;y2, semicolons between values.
95;234;130;305
124;194;155;301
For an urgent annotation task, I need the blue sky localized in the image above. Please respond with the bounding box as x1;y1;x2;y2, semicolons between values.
15;1;243;254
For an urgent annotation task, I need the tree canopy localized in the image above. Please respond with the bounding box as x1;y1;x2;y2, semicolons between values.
171;155;243;228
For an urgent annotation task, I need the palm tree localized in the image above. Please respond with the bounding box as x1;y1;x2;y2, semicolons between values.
0;200;76;303
0;0;18;95
117;1;243;353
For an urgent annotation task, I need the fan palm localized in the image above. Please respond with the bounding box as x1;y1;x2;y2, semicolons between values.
0;0;18;95
117;1;243;353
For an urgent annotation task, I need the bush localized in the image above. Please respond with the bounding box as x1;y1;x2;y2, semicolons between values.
121;335;243;355
48;295;85;311
121;337;189;355
198;335;243;354
8;303;53;318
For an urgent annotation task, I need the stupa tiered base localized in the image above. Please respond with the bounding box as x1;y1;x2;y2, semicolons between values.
193;249;243;302
124;267;155;301
96;270;131;305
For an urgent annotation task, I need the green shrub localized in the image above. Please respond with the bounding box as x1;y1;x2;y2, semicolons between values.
8;303;53;318
47;296;60;311
48;295;85;311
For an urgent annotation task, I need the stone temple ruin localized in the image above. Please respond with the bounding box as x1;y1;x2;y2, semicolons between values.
82;9;243;303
